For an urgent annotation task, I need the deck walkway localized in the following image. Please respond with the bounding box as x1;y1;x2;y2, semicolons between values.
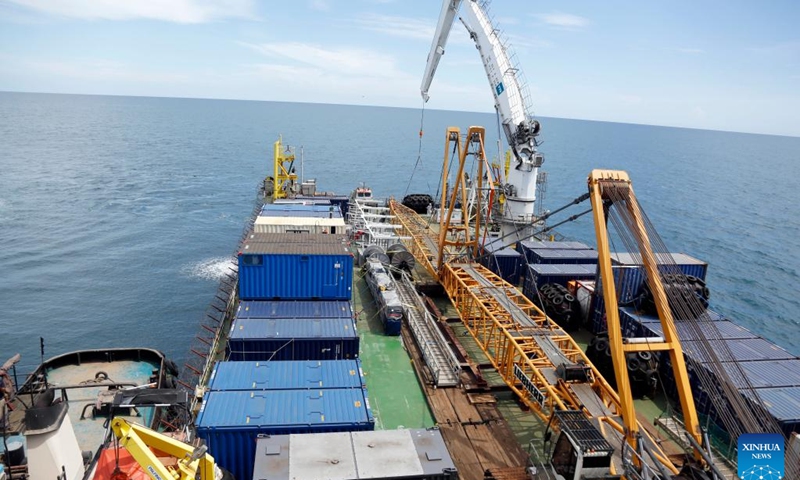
400;320;530;480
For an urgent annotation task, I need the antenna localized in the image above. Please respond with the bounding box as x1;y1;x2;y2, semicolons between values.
40;337;48;386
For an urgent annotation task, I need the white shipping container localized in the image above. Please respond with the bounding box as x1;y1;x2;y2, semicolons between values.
253;215;346;234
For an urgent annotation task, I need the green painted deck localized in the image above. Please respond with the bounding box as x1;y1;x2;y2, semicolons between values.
352;268;435;430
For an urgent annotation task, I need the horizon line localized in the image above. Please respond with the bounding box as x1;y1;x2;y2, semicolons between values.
2;89;797;140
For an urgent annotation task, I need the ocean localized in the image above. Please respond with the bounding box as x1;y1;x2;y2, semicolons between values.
1;91;799;373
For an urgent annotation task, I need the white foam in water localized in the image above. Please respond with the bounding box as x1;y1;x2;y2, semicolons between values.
183;257;237;281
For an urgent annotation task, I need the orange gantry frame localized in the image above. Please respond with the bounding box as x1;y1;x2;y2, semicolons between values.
388;127;681;477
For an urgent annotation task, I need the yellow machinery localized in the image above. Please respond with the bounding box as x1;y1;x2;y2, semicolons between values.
588;170;702;458
391;126;724;479
110;417;217;480
269;135;298;201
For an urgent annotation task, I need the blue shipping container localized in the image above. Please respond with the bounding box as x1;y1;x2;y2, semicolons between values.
481;247;523;285
236;300;353;319
196;388;374;480
735;359;800;389
259;210;342;219
226;317;359;361
590;305;725;336
661;353;800;435
742;387;800;436
238;246;353;300
682;338;796;363
521;248;598;265
262;203;338;213
208;359;365;391
524;263;596;294
294;195;350;218
593;252;708;320
274;199;332;205
610;252;708;281
640;319;758;341
518;240;592;251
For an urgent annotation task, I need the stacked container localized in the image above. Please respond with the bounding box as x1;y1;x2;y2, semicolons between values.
197;217;370;480
238;233;353;300
196;388;374;480
208;359;365;391
523;263;596;301
237;300;353;319
590;252;708;334
293;194;350;217
616;306;800;435
226;317;359;361
480;240;523;285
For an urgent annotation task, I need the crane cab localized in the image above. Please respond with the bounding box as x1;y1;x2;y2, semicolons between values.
549;411;617;480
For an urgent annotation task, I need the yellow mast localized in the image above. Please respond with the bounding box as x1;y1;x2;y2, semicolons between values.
272;135;298;200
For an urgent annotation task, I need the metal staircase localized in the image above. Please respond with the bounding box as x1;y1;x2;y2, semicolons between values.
396;272;460;387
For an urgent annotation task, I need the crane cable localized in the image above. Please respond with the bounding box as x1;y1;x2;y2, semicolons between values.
404;100;429;197
428;136;461;230
602;186;799;478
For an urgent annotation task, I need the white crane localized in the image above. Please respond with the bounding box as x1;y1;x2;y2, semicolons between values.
421;0;543;240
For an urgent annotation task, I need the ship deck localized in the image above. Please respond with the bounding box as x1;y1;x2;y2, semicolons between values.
46;359;160;452
7;352;162;460
352;268;435;429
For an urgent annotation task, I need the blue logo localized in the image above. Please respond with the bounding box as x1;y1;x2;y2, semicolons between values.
495;82;505;95
738;433;784;479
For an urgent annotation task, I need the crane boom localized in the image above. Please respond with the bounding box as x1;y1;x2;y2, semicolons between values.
421;0;543;240
110;417;218;480
420;0;462;103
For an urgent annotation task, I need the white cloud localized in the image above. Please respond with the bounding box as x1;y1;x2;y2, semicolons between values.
441;57;483;68
691;106;707;119
241;41;406;79
354;13;435;41
533;12;589;29
505;33;552;50
494;16;519;26
674;47;704;54
747;40;800;56
309;0;330;12
617;94;643;105
27;58;190;83
6;0;257;23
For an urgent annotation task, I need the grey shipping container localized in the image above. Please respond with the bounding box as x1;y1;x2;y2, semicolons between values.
196;388;374;480
226;317;359;361
252;429;458;480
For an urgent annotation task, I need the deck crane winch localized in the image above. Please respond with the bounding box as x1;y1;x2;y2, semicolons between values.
421;0;543;240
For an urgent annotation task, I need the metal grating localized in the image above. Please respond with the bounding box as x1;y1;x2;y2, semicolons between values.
555;410;615;454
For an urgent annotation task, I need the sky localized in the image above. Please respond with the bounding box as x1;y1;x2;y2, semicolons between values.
1;0;798;137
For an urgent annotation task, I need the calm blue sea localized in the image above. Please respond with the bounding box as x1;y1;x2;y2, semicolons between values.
1;91;799;372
